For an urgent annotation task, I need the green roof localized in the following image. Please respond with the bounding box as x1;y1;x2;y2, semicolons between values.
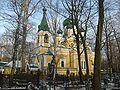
63;16;75;29
63;18;72;29
30;65;38;68
0;62;7;67
63;17;85;33
38;8;50;32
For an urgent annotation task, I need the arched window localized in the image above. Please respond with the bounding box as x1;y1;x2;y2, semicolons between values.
44;34;49;43
61;61;64;67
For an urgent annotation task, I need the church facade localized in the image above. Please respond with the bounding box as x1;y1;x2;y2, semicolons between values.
34;8;94;76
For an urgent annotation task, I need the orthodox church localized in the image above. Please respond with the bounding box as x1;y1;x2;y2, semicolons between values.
34;8;94;76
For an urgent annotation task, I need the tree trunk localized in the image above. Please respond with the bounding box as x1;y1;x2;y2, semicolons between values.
21;0;29;72
53;35;57;78
93;0;104;90
11;14;21;74
10;14;21;87
71;0;83;83
79;32;89;79
21;25;27;72
76;36;84;83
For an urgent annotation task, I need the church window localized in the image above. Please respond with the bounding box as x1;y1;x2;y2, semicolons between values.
61;61;64;67
44;34;49;43
81;61;86;69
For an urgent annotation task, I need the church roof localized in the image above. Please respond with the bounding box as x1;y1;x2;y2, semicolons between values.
63;17;73;29
38;8;50;32
63;17;85;33
0;62;8;67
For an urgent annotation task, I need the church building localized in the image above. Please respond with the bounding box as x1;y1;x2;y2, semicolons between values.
34;8;94;76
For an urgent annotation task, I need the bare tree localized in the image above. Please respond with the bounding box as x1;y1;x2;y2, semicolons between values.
102;0;120;76
10;0;23;74
0;0;42;72
21;0;42;72
93;0;104;90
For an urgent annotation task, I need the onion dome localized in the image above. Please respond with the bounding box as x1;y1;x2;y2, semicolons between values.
63;18;72;29
63;16;76;29
57;29;63;34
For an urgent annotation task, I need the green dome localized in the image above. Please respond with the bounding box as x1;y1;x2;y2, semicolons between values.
63;17;85;33
57;29;63;34
63;17;73;29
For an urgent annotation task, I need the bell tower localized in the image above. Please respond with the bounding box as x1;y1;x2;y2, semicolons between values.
36;8;51;47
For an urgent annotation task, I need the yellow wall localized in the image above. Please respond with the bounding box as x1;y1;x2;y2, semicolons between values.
4;67;16;74
36;29;94;76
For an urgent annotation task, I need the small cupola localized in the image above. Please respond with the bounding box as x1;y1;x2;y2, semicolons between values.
57;29;63;35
